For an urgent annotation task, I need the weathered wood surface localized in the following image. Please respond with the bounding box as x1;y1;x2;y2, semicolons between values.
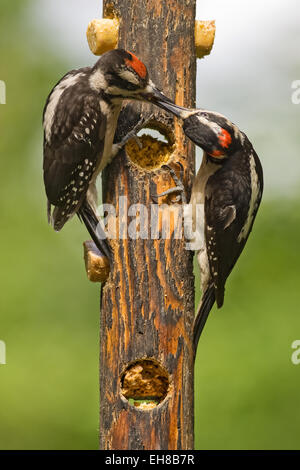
100;0;196;450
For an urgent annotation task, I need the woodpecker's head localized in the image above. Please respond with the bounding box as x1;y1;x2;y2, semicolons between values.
183;110;240;161
153;100;241;161
89;49;171;106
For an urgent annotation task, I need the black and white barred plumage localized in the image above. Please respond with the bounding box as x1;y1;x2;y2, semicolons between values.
42;48;172;245
155;101;263;353
43;68;107;230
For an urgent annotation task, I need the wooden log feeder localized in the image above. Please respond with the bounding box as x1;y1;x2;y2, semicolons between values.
84;0;215;451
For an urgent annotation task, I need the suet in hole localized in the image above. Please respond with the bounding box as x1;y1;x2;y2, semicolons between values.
126;123;175;171
120;358;170;410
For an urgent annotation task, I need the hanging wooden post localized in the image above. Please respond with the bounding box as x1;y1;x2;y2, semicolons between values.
98;0;196;451
85;0;215;452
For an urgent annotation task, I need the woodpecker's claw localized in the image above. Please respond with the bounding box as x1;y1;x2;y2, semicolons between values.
131;134;143;149
135;113;155;132
162;163;187;204
176;161;185;182
128;113;155;149
152;162;187;204
113;114;155;155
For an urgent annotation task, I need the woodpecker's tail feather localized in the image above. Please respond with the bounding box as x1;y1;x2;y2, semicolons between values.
47;200;51;224
77;202;112;261
193;285;215;356
49;204;76;231
47;201;68;231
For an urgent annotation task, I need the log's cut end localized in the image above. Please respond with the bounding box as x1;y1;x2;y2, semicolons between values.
87;18;119;55
83;240;110;283
195;20;216;59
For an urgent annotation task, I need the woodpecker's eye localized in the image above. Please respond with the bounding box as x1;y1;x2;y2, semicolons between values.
117;68;140;88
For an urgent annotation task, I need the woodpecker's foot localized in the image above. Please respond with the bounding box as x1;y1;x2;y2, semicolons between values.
151;162;187;204
112;114;155;156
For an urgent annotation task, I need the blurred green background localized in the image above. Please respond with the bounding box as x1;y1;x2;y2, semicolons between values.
0;0;299;450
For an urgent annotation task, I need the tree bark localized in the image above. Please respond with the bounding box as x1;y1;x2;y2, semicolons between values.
100;0;196;450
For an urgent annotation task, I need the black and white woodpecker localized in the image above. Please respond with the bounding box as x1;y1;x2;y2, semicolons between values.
154;101;263;354
43;48;174;258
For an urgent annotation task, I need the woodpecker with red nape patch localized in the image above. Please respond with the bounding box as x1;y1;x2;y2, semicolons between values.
154;101;263;354
43;48;174;259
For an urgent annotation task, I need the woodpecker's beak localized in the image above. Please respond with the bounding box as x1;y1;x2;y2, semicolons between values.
140;84;189;119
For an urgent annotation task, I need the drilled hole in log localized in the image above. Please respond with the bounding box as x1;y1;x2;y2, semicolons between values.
120;359;170;410
126;122;175;171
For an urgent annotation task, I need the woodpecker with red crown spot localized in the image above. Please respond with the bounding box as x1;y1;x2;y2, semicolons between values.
43;48;174;259
153;101;263;354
